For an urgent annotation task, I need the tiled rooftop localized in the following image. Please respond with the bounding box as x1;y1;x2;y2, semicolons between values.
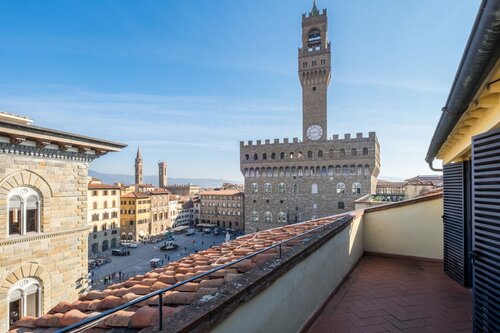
10;216;343;332
307;256;472;333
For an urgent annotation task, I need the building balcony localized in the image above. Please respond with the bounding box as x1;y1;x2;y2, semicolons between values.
11;191;475;333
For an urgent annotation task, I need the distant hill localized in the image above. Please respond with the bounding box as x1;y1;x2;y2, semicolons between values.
89;170;242;189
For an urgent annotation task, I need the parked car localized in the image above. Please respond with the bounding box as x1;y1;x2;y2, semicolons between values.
213;229;222;236
127;243;138;248
203;228;212;234
186;229;195;236
112;249;127;256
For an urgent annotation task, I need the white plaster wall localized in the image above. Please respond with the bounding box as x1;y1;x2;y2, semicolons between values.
363;197;443;260
210;215;364;333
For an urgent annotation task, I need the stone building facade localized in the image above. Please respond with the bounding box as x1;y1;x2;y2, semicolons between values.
200;190;244;230
149;190;171;235
87;180;121;256
0;113;125;331
165;184;200;196
240;4;380;233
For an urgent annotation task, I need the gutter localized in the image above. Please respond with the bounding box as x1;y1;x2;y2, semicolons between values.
425;0;500;170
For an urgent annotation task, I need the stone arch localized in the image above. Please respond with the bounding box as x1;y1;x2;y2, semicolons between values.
0;262;52;322
0;170;53;198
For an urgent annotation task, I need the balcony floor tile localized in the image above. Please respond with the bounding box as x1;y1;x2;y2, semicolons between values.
307;256;472;333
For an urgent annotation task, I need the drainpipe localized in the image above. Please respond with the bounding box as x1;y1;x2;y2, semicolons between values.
425;0;500;170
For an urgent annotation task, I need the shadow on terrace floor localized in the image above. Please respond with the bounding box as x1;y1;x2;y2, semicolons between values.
307;256;472;333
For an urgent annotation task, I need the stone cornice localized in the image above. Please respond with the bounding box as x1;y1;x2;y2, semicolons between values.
0;142;97;162
0;226;90;246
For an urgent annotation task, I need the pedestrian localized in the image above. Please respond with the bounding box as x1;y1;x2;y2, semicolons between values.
165;253;167;259
202;241;204;246
168;255;170;261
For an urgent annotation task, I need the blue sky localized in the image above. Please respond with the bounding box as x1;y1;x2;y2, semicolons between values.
0;0;480;181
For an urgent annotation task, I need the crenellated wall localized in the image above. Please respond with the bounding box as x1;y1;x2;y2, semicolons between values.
240;133;380;233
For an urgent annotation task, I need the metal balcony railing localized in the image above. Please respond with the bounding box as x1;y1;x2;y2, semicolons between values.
55;215;349;333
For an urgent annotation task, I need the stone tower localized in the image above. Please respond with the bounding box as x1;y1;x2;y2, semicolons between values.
135;146;143;185
299;1;331;142
159;160;168;188
239;2;381;234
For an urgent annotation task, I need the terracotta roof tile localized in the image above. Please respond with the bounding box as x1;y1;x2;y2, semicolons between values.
19;215;344;332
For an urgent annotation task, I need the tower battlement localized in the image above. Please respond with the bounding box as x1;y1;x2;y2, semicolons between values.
240;132;376;148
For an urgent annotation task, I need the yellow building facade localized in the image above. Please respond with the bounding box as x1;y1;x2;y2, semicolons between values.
120;192;151;241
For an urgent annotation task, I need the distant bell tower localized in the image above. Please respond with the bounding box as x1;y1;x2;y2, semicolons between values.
299;0;331;142
135;146;143;185
159;160;168;188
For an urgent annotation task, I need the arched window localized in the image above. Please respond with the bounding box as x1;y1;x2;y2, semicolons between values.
289;152;294;159
357;165;363;175
265;212;272;223
267;167;272;177
349;165;356;175
312;183;318;194
255;168;260;177
279;168;285;177
273;168;278;177
8;278;42;328
338;202;345;210
298;167;304;177
251;211;259;222
280;152;285;159
293;184;299;194
8;187;41;236
245;154;250;161
321;166;327;176
271;152;276;160
291;166;297;176
342;165;348;175
244;169;249;177
364;165;370;175
352;183;362;194
363;148;369;155
351;148;357;156
298;151;303;159
313;203;318;209
264;183;272;193
336;183;346;194
278;183;286;193
329;149;334;158
253;153;258;160
307;151;313;159
318;150;323;158
278;212;287;223
335;165;341;175
249;168;255;177
8;196;21;235
102;240;109;252
285;167;291;177
328;166;334;176
251;183;258;193
340;149;345;157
